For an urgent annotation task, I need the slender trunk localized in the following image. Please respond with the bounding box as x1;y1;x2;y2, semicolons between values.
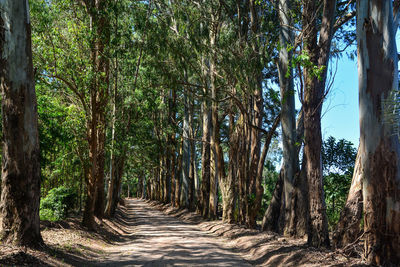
137;173;143;198
200;58;211;217
83;115;98;229
175;139;183;207
237;118;248;224
357;1;400;264
94;111;106;218
164;147;171;203
188;90;195;209
275;0;299;237
143;174;147;199
262;110;305;234
82;0;110;227
106;156;125;216
169;88;177;205
332;149;363;248
104;56;118;217
0;0;43;246
302;0;336;248
224;99;238;224
209;21;219;219
181;84;190;208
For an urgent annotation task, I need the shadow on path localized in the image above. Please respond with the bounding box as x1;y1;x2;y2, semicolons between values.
96;198;251;266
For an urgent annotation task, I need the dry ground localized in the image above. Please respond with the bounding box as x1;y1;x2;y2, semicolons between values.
0;198;368;266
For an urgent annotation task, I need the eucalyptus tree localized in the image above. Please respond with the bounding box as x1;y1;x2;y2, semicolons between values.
259;1;356;247
262;0;304;236
30;0;112;229
0;0;42;246
276;0;298;237
104;0;154;217
356;0;400;264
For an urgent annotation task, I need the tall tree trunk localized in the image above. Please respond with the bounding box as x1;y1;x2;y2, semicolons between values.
169;88;177;205
104;55;118;218
82;0;110;228
181;87;190;208
105;155;125;217
82;107;98;229
188;90;195;209
262;110;305;234
357;1;400;264
332;149;363;248
0;0;43;246
209;19;219;220
302;0;336;248
224;98;238;224
200;59;211;218
94;111;106;218
275;0;300;237
244;0;264;229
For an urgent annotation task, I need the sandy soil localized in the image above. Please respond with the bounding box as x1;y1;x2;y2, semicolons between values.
146;200;368;267
0;198;367;266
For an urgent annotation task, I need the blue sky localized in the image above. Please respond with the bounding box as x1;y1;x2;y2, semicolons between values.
320;34;400;148
321;56;359;147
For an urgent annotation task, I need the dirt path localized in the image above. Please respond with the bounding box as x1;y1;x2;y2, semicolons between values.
96;198;251;266
0;199;364;266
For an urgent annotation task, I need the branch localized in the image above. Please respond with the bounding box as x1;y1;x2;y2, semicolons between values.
256;113;281;179
333;11;356;33
42;73;88;117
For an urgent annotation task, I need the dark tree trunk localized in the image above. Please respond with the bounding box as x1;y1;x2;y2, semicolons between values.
175;139;183;207
262;171;283;232
200;97;211;217
301;0;337;248
82;0;110;228
105;153;125;217
94;111;106;218
209;19;219;220
0;0;43;246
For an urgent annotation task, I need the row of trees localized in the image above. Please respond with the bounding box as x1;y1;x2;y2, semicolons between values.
0;0;399;265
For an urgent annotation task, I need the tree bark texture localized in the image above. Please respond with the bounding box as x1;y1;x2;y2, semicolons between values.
209;20;219;220
357;1;400;264
0;0;43;247
200;94;211;217
302;0;336;248
82;0;110;228
275;0;300;237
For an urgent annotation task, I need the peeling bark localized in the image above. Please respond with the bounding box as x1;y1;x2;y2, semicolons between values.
357;1;400;264
0;0;42;246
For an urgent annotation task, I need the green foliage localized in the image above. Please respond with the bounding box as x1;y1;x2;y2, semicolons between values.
40;186;77;221
260;160;279;219
291;50;326;81
324;173;351;227
322;136;357;229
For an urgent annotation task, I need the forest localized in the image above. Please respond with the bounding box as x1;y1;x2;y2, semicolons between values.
0;0;400;266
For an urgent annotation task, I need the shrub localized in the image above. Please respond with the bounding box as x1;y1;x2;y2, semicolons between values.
40;186;77;221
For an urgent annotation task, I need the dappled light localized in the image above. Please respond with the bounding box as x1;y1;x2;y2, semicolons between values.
1;0;399;266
